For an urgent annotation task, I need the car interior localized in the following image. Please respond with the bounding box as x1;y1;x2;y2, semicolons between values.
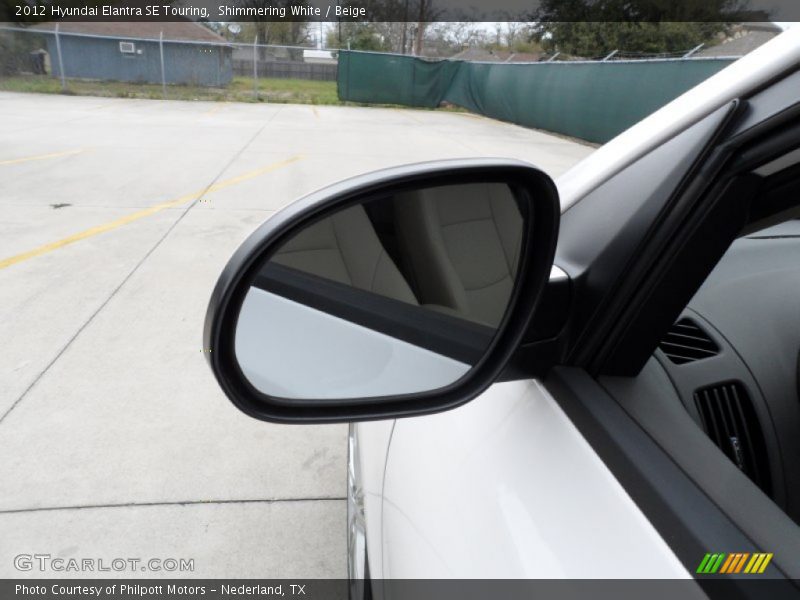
393;183;523;328
269;182;523;329
602;154;800;529
268;203;420;306
652;218;799;521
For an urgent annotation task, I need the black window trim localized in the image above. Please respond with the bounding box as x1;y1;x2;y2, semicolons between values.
252;262;496;366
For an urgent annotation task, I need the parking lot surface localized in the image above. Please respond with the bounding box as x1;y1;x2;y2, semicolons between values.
0;92;594;578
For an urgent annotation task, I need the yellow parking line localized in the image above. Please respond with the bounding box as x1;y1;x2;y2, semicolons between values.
204;103;225;117
0;155;303;271
0;149;87;167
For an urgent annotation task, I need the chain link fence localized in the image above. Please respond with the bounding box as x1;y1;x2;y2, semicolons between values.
0;22;750;107
337;49;740;143
0;24;340;102
232;43;338;81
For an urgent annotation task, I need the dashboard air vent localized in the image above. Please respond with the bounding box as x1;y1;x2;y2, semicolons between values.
659;318;719;364
694;382;771;496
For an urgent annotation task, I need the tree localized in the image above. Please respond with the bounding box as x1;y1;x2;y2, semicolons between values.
424;23;488;54
530;0;764;57
324;0;411;52
372;22;411;53
326;0;439;55
536;22;726;57
327;23;394;51
488;22;541;53
533;0;763;24
412;0;442;55
234;0;311;57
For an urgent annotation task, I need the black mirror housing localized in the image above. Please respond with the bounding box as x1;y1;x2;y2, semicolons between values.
203;159;560;423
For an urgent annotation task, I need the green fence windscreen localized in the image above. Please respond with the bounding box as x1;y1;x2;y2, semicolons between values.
337;51;736;144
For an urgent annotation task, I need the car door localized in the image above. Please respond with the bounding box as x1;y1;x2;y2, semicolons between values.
542;69;800;589
371;38;800;588
205;27;800;599
371;98;738;581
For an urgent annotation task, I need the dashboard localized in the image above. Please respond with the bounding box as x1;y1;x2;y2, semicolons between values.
651;220;800;523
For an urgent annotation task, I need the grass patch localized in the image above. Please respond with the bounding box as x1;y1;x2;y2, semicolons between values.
0;75;473;114
0;75;343;105
232;77;341;104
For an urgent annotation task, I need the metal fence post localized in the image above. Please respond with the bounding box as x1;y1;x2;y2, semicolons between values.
159;31;166;99
253;34;258;99
602;49;619;61
683;43;705;58
54;23;66;92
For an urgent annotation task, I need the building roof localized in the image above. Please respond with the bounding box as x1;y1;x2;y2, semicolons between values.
697;23;781;57
28;21;228;44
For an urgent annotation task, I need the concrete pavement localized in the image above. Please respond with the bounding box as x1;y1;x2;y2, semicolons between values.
0;92;594;578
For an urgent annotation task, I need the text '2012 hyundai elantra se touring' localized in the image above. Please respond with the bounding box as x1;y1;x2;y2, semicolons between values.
204;27;800;599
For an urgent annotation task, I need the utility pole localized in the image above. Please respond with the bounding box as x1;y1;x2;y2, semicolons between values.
338;0;342;47
159;31;166;99
54;23;66;92
253;34;258;99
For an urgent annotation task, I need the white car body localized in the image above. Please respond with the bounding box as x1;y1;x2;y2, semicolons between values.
351;27;800;582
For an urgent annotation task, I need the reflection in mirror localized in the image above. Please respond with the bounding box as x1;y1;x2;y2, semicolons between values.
235;182;526;400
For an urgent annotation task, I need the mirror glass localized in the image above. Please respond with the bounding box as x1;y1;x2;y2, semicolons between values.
234;181;526;400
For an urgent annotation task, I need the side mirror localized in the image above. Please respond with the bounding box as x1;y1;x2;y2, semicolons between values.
204;159;559;423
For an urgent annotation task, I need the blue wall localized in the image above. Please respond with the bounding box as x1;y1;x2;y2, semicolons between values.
46;35;232;87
